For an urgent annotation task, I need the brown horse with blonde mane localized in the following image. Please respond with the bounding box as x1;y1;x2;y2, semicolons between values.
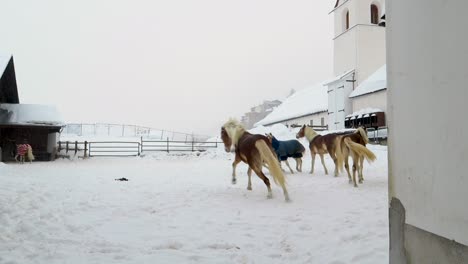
335;127;376;187
221;119;290;202
296;125;350;176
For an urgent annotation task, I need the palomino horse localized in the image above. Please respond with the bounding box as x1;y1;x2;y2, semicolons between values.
335;128;376;187
221;119;290;202
15;144;35;164
296;125;351;176
266;133;305;173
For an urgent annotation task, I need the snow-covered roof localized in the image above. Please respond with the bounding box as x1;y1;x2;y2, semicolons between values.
349;64;386;98
0;104;64;127
346;108;383;118
254;83;327;127
0;53;12;77
323;69;355;86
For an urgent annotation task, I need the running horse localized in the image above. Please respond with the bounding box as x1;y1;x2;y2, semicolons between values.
296;125;351;176
221;119;290;202
335;127;376;187
266;133;305;173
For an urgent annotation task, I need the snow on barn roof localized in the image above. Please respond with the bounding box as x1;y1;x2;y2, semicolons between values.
349;64;386;98
0;104;64;127
346;107;383;118
0;53;12;77
254;83;327;127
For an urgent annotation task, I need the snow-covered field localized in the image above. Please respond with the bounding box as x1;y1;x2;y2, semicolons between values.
0;142;388;264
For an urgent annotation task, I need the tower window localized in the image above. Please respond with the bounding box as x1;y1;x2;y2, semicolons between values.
371;4;379;24
345;11;350;30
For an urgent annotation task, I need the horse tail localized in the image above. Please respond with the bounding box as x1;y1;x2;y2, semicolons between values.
255;140;286;188
27;145;35;161
335;136;345;173
343;137;376;163
356;127;369;145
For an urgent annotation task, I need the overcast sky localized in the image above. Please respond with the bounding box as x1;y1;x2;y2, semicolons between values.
0;0;334;136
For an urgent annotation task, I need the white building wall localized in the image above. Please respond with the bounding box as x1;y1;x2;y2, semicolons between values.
264;112;328;128
327;73;355;130
388;0;468;246
355;26;386;85
352;90;387;114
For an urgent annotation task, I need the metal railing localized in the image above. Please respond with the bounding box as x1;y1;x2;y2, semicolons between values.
58;138;222;158
61;123;210;142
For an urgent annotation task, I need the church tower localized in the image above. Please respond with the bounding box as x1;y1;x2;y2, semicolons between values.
326;0;386;130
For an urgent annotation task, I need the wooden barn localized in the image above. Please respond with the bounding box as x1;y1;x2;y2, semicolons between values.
0;54;63;161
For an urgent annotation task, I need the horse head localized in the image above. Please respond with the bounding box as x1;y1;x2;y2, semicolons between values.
221;118;244;153
296;125;306;139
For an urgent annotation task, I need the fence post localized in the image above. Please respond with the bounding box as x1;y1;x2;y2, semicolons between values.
66;141;69;154
58;141;62;152
167;137;169;153
88;142;91;157
138;143;141;156
84;141;88;158
75;141;78;155
192;140;194;152
140;136;143;154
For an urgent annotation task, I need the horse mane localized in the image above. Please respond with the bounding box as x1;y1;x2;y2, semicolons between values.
304;126;319;142
223;118;246;144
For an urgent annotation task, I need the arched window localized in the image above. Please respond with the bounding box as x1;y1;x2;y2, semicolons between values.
371;4;379;24
343;10;350;31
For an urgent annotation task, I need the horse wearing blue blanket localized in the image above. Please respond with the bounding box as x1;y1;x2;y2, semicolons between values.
266;133;305;174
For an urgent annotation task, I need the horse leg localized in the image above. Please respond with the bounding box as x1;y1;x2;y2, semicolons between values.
345;156;352;183
295;158;302;172
330;150;339;177
320;154;328;175
359;155;364;183
251;163;272;199
310;153;316;174
284;159;294;174
352;154;358;187
231;157;241;185
247;168;253;190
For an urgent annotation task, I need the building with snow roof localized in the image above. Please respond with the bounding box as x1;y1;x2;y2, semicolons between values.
240;100;282;129
327;0;386;130
254;83;328;129
0;54;64;161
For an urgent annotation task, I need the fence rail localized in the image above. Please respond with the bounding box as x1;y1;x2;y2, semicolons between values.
61;123;210;142
58;138;221;158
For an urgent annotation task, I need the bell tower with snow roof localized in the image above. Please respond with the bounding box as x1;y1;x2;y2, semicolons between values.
325;0;386;130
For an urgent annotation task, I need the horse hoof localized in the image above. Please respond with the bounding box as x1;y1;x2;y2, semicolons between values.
354;184;358;188
267;194;273;199
231;180;237;185
247;186;252;191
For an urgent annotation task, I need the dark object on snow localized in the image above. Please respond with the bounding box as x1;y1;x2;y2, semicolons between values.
269;135;305;161
115;178;129;181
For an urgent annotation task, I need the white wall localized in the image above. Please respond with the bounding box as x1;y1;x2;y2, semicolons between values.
352;90;386;114
332;0;386;85
327;73;355;130
265;112;328;128
387;0;468;245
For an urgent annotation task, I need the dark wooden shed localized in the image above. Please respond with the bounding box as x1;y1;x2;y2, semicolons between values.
0;54;63;161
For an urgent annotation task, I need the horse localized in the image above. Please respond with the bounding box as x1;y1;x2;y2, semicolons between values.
221;119;290;202
296;125;352;176
335;127;376;187
266;133;305;173
15;144;35;164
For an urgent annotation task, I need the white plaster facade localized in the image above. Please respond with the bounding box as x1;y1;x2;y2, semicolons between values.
387;0;468;247
352;90;386;113
327;0;386;129
263;111;328;128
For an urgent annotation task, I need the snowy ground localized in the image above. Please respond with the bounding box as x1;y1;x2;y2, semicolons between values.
0;145;388;264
